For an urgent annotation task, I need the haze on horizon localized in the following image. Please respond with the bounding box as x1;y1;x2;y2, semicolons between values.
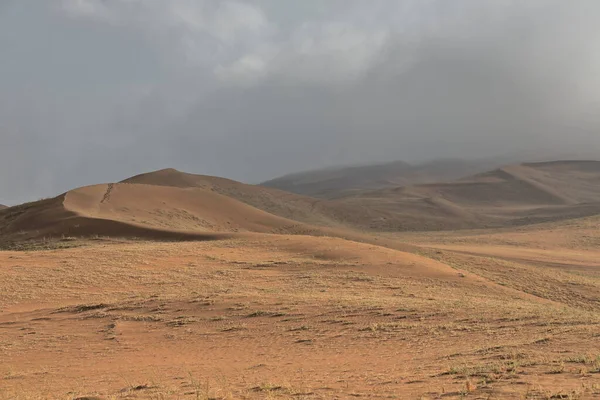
1;0;600;205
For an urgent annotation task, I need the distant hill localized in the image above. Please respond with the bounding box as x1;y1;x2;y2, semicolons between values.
345;160;600;229
0;204;6;210
3;161;600;243
260;160;412;198
400;161;600;206
261;159;504;198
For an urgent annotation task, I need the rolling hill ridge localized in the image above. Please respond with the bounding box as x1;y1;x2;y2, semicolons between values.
262;158;506;198
2;161;600;243
345;160;600;229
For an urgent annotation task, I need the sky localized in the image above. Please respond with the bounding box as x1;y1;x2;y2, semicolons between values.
1;0;600;205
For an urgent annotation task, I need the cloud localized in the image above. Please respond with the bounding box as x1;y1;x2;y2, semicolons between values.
215;54;269;84
59;0;273;68
61;0;108;18
2;1;600;204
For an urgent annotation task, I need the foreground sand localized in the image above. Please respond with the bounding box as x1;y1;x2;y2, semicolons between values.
1;223;600;399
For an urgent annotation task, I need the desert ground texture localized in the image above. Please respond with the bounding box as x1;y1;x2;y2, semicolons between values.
2;220;600;399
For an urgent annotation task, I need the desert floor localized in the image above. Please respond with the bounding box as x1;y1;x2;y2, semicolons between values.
1;218;600;399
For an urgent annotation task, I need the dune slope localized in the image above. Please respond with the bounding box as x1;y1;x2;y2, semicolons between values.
65;183;301;233
344;161;600;229
362;162;600;204
0;182;311;242
122;168;390;229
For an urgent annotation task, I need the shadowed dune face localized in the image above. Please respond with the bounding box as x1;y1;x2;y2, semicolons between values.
0;193;231;242
0;196;73;237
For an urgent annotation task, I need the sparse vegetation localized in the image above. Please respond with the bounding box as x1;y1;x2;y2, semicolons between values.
2;189;600;398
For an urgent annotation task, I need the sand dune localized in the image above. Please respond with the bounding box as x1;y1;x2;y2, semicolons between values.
0;194;228;242
122;168;396;230
1;170;394;241
3;161;600;243
122;168;506;231
120;168;520;232
65;183;298;233
114;163;600;232
122;168;348;227
344;160;600;230
0;181;321;242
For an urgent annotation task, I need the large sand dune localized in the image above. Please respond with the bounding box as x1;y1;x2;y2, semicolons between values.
122;168;375;229
65;183;297;233
122;168;423;231
0;181;312;242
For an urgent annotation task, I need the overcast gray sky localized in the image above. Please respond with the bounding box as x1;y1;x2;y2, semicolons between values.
1;0;600;204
